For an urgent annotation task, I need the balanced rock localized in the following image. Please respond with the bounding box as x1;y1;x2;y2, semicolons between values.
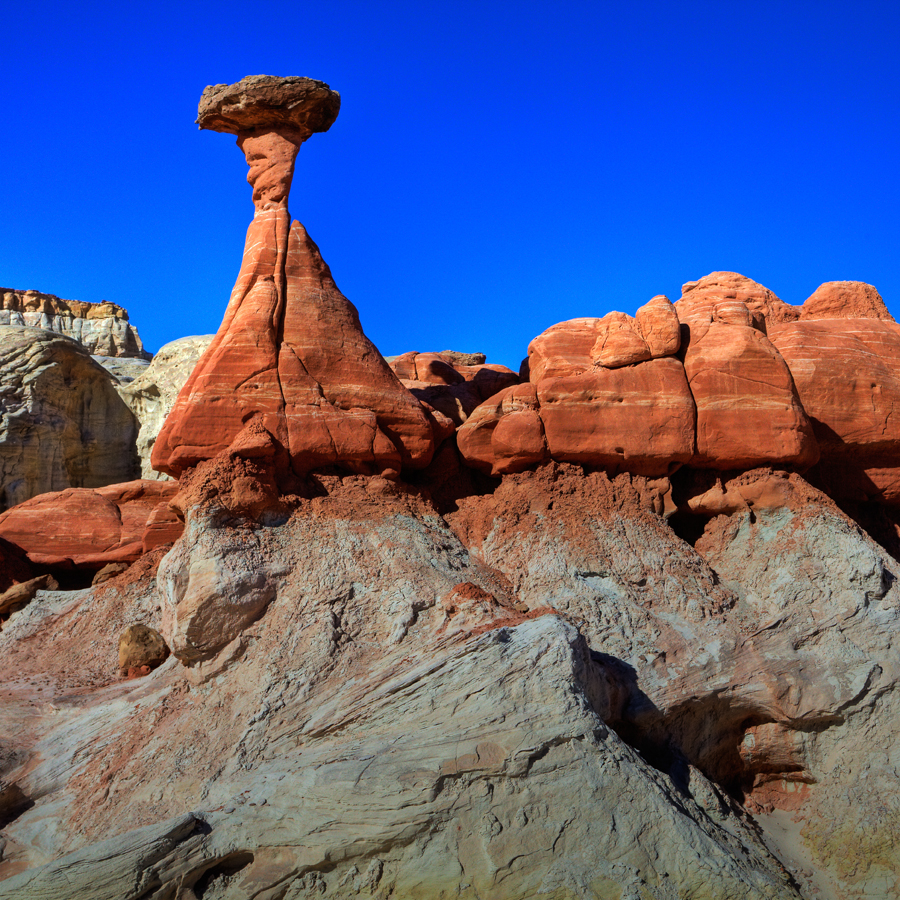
119;335;215;480
153;76;434;480
0;479;179;569
0;288;150;359
0;326;140;511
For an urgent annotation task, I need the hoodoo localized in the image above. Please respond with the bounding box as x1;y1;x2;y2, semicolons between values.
151;75;435;480
3;76;900;900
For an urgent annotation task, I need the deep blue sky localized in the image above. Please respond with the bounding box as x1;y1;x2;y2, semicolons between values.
3;1;898;369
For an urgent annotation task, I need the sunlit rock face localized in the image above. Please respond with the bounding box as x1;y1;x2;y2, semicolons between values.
152;75;435;481
0;325;140;511
0;288;151;359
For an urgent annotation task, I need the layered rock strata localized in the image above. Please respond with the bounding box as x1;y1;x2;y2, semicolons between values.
0;288;150;359
458;274;900;489
152;76;434;480
0;326;140;511
0;475;811;900
0;479;180;569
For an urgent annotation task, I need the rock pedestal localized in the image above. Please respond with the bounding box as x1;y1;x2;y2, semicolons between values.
152;76;434;480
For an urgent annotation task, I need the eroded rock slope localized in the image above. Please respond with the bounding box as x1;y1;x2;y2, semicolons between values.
1;74;899;900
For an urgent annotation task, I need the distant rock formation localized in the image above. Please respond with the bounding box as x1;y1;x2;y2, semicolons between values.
152;76;435;480
388;350;519;426
0;288;151;359
0;325;140;511
119;335;215;480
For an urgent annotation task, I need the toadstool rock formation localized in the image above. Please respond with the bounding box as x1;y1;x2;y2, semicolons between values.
151;75;435;481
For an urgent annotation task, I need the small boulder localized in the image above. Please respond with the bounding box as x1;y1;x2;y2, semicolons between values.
635;295;681;357
0;574;58;618
118;624;169;674
591;312;651;368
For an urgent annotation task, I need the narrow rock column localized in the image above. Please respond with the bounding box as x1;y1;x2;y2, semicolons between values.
152;75;435;480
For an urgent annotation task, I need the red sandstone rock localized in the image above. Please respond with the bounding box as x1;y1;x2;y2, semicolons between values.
526;318;599;382
527;304;680;384
635;295;681;357
678;271;800;328
800;281;893;321
536;357;695;475
153;78;434;480
680;469;800;517
459;314;694;477
0;480;179;569
388;352;518;398
591;312;651;368
457;383;548;475
768;317;900;501
389;352;519;430
683;321;818;469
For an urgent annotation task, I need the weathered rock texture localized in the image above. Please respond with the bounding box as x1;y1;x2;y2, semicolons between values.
0;476;814;899
458;274;900;485
459;298;695;476
389;350;519;427
0;289;150;359
0;479;179;570
0;326;140;511
119;335;214;480
153;76;434;479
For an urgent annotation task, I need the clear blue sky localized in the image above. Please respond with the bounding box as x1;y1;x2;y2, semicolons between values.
3;1;898;370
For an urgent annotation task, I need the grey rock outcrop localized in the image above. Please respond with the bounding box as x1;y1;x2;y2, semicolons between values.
0;288;151;360
0;326;140;511
450;465;900;899
0;481;803;898
119;336;214;480
92;355;151;385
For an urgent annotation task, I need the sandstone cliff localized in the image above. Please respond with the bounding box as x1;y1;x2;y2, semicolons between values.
0;288;151;360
